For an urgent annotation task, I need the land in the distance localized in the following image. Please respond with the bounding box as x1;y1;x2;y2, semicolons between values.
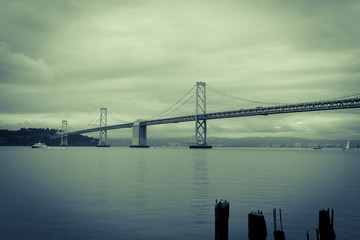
1;128;357;148
0;128;98;146
108;136;359;148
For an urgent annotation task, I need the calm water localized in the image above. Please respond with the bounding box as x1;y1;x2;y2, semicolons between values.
0;146;359;240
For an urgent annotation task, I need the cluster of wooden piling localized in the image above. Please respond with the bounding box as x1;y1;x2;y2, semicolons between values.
214;199;336;240
311;208;336;240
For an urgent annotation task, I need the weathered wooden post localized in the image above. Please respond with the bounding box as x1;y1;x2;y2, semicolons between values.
273;208;285;240
215;199;229;240
248;210;267;240
307;230;310;240
316;228;319;240
318;209;336;240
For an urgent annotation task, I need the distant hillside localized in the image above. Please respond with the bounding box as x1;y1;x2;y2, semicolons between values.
2;128;358;148
0;128;98;146
108;136;360;148
207;137;360;148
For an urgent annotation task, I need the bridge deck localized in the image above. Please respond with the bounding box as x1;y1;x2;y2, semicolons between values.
142;98;360;125
55;123;133;138
54;98;360;138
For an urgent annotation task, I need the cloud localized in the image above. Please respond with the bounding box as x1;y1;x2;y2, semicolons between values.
0;0;359;139
260;0;360;52
0;42;55;84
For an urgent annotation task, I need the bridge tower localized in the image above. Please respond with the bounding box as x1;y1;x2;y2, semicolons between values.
60;120;68;146
97;107;110;147
190;81;212;148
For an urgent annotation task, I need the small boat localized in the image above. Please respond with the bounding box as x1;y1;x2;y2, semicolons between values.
31;142;48;149
314;146;322;150
343;139;351;151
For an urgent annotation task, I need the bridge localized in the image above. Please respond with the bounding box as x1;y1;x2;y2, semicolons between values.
53;82;360;148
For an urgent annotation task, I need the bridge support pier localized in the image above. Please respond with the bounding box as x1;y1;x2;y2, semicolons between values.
130;120;149;148
189;81;212;149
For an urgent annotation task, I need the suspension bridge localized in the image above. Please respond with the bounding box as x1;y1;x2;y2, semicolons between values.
52;82;360;148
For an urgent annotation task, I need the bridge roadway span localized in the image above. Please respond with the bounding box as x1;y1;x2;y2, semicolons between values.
58;97;360;138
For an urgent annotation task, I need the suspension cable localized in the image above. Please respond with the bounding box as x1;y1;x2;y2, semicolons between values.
150;84;196;119
80;112;100;130
208;84;360;105
207;84;287;105
324;92;360;101
108;112;127;124
158;91;196;118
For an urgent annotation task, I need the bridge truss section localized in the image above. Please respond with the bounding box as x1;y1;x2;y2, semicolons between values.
98;107;109;147
191;81;212;148
61;120;68;146
204;98;360;120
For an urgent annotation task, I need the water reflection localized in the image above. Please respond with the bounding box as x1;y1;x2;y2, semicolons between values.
191;157;210;226
96;159;108;201
1;147;359;239
135;157;147;206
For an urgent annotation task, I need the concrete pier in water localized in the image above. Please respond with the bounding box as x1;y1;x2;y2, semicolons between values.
129;120;149;148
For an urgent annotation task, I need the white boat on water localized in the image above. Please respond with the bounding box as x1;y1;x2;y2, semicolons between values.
31;142;48;149
343;139;351;151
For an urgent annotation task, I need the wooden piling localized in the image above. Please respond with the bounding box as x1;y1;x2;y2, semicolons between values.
279;208;283;231
215;199;229;240
274;230;285;240
248;211;267;240
316;228;319;240
273;208;285;240
273;208;277;231
307;230;310;240
318;209;336;240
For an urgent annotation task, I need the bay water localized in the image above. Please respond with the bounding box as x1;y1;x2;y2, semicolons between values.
1;146;359;240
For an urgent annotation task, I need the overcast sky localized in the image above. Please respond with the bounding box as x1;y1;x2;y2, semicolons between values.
1;0;359;140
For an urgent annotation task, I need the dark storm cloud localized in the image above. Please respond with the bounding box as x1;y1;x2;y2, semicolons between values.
0;1;53;57
0;42;55;83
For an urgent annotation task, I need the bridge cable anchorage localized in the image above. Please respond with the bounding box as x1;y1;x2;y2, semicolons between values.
149;84;196;120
